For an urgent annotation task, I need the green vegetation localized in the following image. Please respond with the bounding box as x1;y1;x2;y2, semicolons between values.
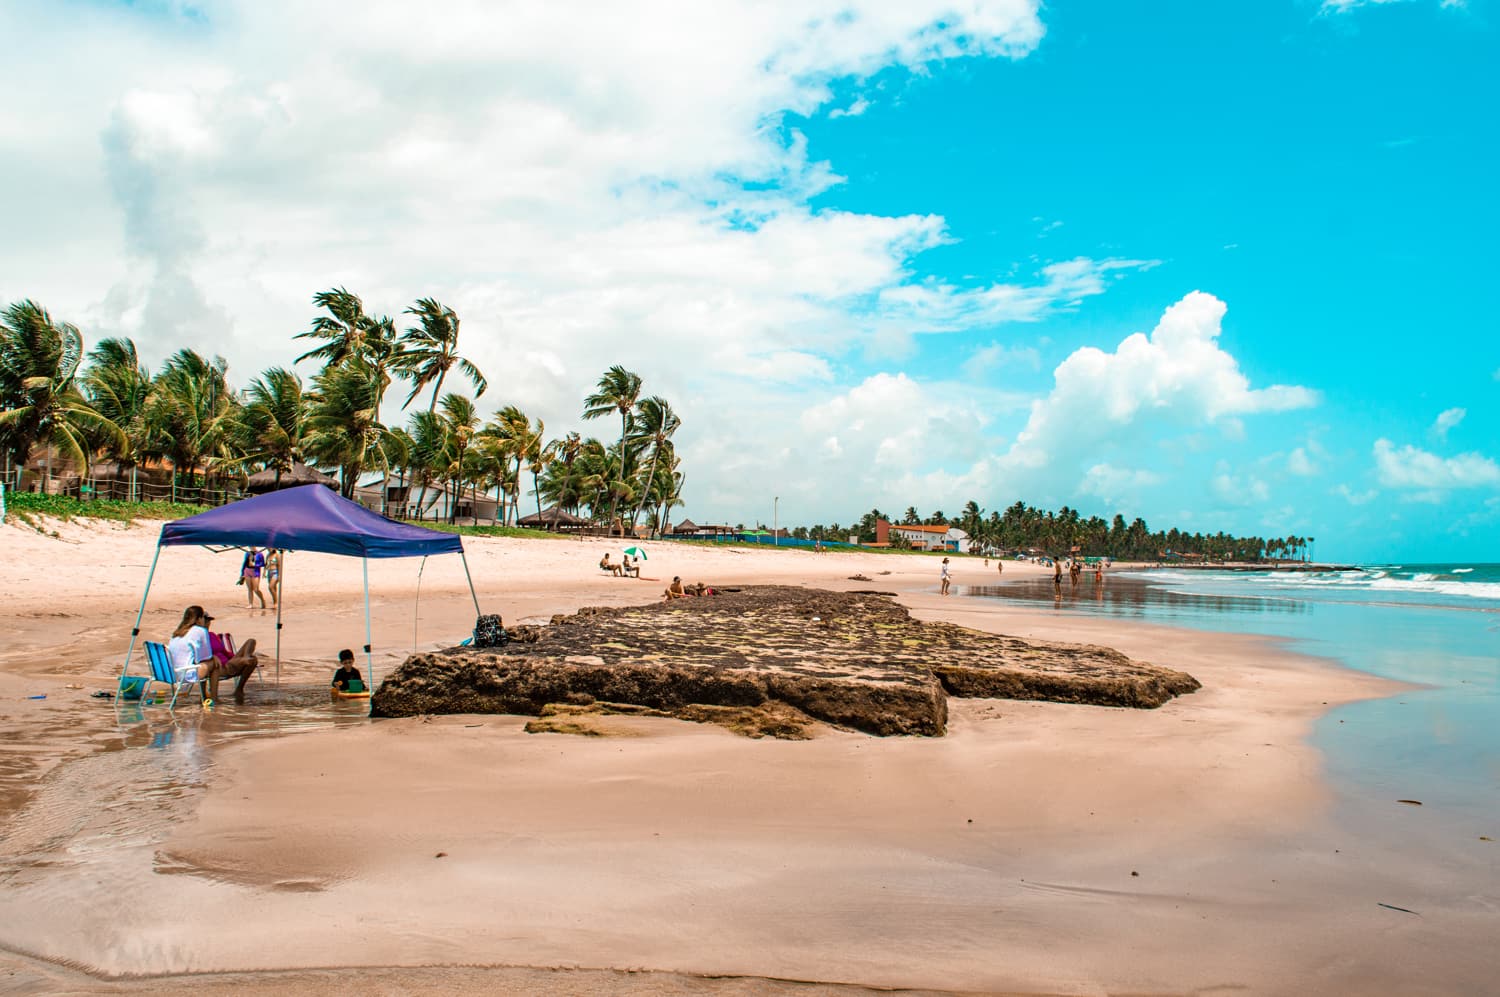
1;294;684;534
804;502;1311;563
4;491;206;526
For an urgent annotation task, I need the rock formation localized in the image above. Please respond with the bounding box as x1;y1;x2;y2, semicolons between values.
370;586;1199;737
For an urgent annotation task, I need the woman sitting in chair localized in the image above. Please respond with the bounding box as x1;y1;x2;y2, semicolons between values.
168;605;259;705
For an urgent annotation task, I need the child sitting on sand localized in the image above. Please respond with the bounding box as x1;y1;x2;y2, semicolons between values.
331;649;365;693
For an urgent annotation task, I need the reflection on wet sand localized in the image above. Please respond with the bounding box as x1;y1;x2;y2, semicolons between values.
968;574;1311;618
0;685;372;887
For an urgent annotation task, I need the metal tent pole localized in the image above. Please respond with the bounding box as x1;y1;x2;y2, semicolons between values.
363;556;375;684
121;545;163;676
459;548;481;618
274;552;284;687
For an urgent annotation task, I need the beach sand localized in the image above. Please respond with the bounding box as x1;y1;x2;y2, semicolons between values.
1;519;1488;995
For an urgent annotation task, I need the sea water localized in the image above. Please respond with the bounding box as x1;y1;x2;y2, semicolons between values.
967;565;1500;834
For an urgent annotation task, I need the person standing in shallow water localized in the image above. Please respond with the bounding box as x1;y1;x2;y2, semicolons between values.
242;547;267;609
940;557;952;595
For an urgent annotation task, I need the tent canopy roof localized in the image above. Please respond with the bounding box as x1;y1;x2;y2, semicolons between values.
158;484;464;558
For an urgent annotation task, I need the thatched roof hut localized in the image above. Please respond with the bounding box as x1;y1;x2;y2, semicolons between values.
245;461;339;494
672;518;699;534
516;505;591;531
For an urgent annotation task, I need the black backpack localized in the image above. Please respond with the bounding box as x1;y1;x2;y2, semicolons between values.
473;614;509;648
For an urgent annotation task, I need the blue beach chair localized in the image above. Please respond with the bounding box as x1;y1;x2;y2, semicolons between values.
124;641;203;709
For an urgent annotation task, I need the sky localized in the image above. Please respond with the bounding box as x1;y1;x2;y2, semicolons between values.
1;0;1495;562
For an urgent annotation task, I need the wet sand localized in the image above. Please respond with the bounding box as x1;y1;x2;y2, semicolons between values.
3;519;1489;994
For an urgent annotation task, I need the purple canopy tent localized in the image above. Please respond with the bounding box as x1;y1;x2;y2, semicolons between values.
120;485;482;687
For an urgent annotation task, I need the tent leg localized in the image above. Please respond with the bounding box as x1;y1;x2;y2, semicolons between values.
363;557;374;685
121;545;162;678
274;552;283;687
459;549;481;619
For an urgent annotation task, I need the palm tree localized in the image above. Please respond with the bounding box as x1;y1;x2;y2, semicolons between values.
436;393;480;523
0;300;121;483
582;365;642;535
239;367;311;484
82;337;152;499
404;409;448;520
295;288;392;367
143;349;235;499
629;395;680;531
303;358;399;498
397;298;487;412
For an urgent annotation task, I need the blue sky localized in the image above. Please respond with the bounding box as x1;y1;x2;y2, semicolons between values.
0;0;1494;560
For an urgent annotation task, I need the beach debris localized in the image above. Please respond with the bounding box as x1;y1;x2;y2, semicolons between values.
90;690;113;699
1397;800;1423;806
435;852;447;858
1479;836;1492;842
1377;903;1420;915
27;694;45;700
1131;870;1139;877
848;574;872;581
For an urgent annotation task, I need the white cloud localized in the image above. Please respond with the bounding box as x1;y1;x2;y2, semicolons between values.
1079;463;1162;506
1431;407;1465;440
1336;484;1379;505
963;341;1042;379
1288;446;1318;476
1211;472;1270;506
1320;0;1462;11
828;97;870;119
994;291;1318;478
1373;439;1500;489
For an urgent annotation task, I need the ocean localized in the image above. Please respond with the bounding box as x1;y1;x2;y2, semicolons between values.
969;563;1500;847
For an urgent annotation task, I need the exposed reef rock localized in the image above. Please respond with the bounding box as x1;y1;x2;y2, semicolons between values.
370;586;1199;736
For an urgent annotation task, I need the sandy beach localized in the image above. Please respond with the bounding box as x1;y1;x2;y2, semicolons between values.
2;518;1489;996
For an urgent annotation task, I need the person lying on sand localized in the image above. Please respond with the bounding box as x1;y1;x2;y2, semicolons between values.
663;576;685;601
331;649;365;693
690;582;717;596
168;605;259;706
600;553;623;577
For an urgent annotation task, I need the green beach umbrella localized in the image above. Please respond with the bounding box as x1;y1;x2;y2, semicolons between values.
622;545;649;560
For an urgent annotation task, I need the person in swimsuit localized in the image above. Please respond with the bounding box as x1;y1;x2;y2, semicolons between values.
266;550;282;606
243;547;267;609
663;576;685;601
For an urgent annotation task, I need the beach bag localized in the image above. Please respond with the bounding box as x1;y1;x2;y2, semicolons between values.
473;614;509;648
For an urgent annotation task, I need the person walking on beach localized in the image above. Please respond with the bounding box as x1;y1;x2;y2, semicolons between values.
241;547;267;609
940;557;952;595
266;550;282;606
1053;558;1063;592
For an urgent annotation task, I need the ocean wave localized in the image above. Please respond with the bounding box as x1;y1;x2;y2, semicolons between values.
1453;567;1475;574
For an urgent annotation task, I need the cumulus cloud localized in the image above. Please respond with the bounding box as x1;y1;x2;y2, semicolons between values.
1079;463;1162;506
963;341;1042;379
1373;439;1500;489
1211;471;1270;506
1336;484;1379;505
1288;446;1318;476
1430;407;1465;440
1320;0;1462;12
995;291;1318;478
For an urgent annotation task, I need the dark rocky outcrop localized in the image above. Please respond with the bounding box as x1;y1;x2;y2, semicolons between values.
370;586;1198;736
